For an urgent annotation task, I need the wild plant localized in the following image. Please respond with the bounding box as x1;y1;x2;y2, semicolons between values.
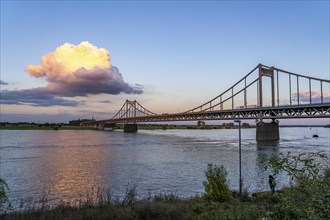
203;163;231;202
0;178;11;214
261;151;330;219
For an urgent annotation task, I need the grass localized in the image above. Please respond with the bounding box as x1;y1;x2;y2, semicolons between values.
1;170;329;219
2;179;328;219
1;190;275;220
3;180;328;219
0;196;270;220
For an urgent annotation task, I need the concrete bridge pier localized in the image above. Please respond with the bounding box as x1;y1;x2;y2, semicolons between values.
256;121;279;141
95;122;117;130
104;123;116;130
124;124;138;133
97;122;105;130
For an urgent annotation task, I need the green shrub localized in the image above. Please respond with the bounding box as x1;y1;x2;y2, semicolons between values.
203;164;231;202
261;151;330;219
0;178;11;214
324;167;330;179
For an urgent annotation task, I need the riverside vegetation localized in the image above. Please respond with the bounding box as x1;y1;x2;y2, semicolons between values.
0;121;252;131
0;123;96;130
0;151;329;219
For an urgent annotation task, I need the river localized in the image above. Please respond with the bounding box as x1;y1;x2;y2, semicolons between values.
0;127;329;208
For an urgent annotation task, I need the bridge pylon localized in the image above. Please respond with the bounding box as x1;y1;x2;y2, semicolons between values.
258;64;275;107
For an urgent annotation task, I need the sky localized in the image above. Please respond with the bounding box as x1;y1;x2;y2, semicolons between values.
0;0;329;124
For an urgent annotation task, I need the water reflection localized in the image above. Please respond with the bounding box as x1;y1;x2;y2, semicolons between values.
44;140;111;203
1;130;116;206
256;140;279;150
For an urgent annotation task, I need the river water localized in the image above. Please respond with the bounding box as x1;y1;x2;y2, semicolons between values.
0;127;329;208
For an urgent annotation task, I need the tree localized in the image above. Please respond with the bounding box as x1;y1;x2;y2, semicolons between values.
260;151;330;219
197;120;206;127
203;164;231;202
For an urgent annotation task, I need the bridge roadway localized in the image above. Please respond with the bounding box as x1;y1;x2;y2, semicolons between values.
95;103;330;124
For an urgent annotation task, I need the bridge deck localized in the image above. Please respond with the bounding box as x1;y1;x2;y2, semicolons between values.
95;103;330;124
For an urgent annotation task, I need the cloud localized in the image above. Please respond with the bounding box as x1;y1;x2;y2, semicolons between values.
98;100;112;103
25;41;143;96
1;41;143;107
26;41;110;77
292;91;330;103
0;80;9;85
38;66;143;97
0;89;80;107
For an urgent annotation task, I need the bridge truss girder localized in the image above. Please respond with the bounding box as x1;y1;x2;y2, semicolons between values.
99;103;330;124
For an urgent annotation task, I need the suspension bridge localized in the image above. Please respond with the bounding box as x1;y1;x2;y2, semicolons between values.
85;64;330;140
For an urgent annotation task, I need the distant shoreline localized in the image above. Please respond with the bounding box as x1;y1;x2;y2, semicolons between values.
1;123;329;130
0;125;96;130
279;125;329;128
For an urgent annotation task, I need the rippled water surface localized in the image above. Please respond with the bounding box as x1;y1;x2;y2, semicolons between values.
1;127;329;207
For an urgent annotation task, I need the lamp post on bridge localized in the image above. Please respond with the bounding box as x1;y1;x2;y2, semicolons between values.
234;119;242;198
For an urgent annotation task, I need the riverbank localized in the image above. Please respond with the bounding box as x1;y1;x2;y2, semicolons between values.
2;187;329;220
0;191;274;220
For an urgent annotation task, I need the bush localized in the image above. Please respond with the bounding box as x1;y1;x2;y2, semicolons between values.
324;168;330;179
203;164;231;202
261;151;330;219
0;178;11;214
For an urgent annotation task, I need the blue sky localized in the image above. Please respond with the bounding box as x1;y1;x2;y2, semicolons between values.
1;0;329;124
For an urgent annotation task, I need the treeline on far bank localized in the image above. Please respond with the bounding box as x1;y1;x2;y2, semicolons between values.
1;120;253;130
136;122;253;130
0;119;96;130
